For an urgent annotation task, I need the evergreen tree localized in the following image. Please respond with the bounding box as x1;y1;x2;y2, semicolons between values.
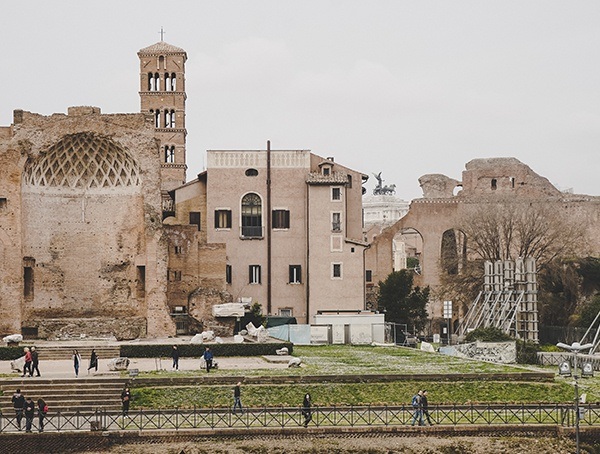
377;270;429;331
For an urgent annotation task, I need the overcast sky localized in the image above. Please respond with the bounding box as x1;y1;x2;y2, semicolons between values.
2;1;599;200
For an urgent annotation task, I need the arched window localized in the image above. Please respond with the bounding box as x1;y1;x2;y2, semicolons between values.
171;73;177;91
165;145;175;163
170;110;176;128
164;110;170;128
153;110;160;128
148;73;154;91
153;73;160;91
165;72;171;91
241;193;262;238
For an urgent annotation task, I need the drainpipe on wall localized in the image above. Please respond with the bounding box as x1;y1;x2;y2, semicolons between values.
266;140;272;315
306;181;310;324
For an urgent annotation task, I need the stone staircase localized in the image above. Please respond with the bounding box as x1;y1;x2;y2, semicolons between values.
0;378;128;413
24;346;121;361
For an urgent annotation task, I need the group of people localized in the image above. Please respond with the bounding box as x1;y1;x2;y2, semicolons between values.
171;345;216;373
11;389;48;432
72;348;98;377
20;347;41;378
410;389;433;426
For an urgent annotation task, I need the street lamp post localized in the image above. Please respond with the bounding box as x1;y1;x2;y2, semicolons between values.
557;341;594;454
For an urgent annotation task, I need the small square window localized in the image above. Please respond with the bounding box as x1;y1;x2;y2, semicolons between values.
279;308;293;317
174;245;182;255
215;210;232;229
332;263;342;279
332;212;342;232
332;187;341;201
365;270;372;282
189;212;201;231
0;198;7;211
289;265;301;284
249;265;261;284
272;209;290;229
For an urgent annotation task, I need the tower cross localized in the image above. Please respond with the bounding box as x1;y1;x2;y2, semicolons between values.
159;27;165;41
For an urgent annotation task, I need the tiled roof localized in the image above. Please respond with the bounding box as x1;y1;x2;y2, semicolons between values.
306;171;349;185
138;41;186;55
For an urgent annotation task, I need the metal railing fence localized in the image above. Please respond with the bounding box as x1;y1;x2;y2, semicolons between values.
1;403;600;433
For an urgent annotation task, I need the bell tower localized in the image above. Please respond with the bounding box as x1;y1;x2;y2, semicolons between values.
138;38;188;213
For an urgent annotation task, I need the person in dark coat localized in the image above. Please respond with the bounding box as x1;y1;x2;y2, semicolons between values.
88;349;98;374
31;346;41;377
73;349;82;377
232;382;243;415
203;347;213;373
421;390;433;426
172;345;179;370
23;397;35;432
37;398;48;432
302;393;312;427
12;389;25;430
121;387;131;416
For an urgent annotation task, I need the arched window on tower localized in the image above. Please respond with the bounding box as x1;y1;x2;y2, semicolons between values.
170;110;176;128
241;193;262;238
153;73;160;91
165;72;171;91
171;73;177;91
164;110;170;129
153;110;160;128
148;73;154;91
165;145;175;163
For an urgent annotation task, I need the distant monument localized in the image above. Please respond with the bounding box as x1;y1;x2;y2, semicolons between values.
372;172;396;196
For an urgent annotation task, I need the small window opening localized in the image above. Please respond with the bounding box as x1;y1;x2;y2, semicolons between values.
226;264;232;284
0;198;7;211
365;270;372;282
189;212;201;231
491;179;497;190
323;167;330;176
24;266;34;300
510;177;515;188
165;145;175;163
245;168;259;177
136;266;146;298
249;265;261;284
174;245;182;255
289;265;302;284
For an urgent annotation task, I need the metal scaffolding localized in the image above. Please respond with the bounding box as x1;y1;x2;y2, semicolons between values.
459;257;538;342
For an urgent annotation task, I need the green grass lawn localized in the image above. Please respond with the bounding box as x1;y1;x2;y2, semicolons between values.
130;344;591;409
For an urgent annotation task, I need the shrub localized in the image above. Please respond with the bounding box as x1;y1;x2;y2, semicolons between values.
464;327;512;343
516;340;541;364
120;342;293;358
0;346;25;361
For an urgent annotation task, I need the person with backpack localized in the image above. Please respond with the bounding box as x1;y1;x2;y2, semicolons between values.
411;390;424;426
37;398;48;432
12;389;25;430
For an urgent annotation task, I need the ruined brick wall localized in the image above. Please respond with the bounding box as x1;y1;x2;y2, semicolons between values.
0;107;175;338
367;158;600;329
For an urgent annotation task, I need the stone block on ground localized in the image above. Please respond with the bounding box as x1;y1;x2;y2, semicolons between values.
107;357;130;371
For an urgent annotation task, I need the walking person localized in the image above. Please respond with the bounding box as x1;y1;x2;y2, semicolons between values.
23;396;35;433
121;387;131;416
232;382;243;415
21;347;32;377
421;390;433;426
203;347;213;373
88;349;98;374
37;398;48;432
171;345;179;370
411;390;424;426
31;346;41;377
73;349;82;377
12;388;25;431
301;393;312;428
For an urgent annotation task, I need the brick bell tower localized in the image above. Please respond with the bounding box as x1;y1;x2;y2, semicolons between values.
138;37;188;215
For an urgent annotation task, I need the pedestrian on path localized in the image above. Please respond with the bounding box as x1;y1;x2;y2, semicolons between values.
31;346;41;377
421;390;433;426
172;345;179;370
232;382;243;414
23;396;35;432
37;398;48;432
302;393;312;428
88;349;98;374
411;390;424;426
121;387;131;416
22;347;32;377
11;389;25;431
203;347;213;373
73;349;82;377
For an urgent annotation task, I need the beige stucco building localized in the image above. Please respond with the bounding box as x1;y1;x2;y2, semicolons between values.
172;149;369;324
